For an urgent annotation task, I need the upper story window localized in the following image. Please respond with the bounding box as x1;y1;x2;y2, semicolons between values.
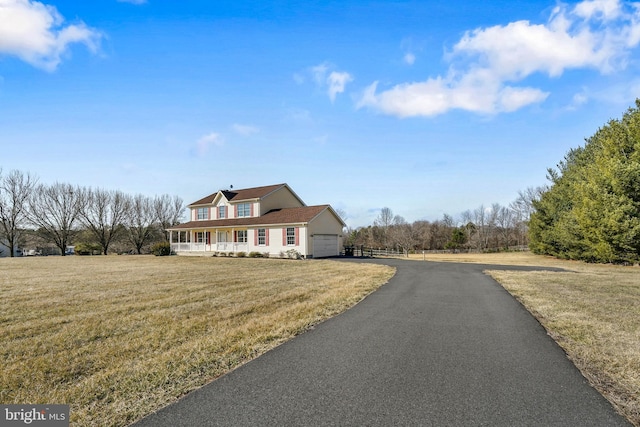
218;205;226;219
196;207;208;220
237;203;251;217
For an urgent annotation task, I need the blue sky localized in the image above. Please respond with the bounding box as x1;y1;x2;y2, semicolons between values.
1;0;640;227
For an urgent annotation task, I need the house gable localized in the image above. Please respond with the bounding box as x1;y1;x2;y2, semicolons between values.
308;206;346;233
258;184;305;215
187;184;306;222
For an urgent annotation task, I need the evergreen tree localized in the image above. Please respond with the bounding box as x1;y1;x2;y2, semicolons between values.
530;100;640;263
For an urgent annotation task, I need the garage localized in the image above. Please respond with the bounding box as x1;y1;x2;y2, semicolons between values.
312;234;339;258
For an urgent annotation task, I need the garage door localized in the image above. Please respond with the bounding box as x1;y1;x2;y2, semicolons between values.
312;235;339;258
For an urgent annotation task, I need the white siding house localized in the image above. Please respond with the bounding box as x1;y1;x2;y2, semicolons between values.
167;184;345;258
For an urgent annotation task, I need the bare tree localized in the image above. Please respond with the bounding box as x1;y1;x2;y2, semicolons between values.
487;203;502;249
509;186;546;247
494;204;515;249
389;215;414;256
126;194;158;254
472;205;489;250
154;194;184;241
460;210;476;250
512;187;545;220
442;213;456;229
354;226;376;247
0;170;37;257
429;215;455;250
79;188;129;255
412;220;432;250
374;207;394;246
28;182;83;256
334;207;347;223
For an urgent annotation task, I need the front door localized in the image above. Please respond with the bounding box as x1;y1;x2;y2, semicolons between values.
217;231;228;251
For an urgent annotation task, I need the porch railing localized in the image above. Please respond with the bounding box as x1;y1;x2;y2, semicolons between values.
171;243;249;253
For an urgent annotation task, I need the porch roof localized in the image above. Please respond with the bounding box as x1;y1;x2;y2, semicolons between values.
168;205;331;230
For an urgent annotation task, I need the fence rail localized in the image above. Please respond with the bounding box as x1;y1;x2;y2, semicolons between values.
343;247;406;257
343;245;529;258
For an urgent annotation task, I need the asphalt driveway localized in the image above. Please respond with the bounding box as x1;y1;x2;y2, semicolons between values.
132;258;630;426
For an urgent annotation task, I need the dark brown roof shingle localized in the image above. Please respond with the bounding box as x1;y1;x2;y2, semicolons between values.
189;184;286;206
168;205;332;230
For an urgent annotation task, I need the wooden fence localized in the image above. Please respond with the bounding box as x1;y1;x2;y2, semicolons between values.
343;245;529;258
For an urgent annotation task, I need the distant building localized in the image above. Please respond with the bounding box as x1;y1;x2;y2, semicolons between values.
0;239;22;257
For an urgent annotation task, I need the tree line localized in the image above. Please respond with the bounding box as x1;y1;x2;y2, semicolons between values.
530;100;640;264
347;101;640;264
0;169;184;257
344;187;542;255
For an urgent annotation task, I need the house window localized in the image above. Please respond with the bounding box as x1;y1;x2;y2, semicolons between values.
286;227;296;245
237;203;251;217
195;232;211;244
236;230;247;243
196;207;208;220
218;206;226;219
258;228;266;245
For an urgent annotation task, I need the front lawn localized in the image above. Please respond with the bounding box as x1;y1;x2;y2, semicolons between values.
0;256;394;426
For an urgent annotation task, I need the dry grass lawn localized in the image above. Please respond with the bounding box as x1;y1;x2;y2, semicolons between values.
0;255;394;427
411;251;639;426
411;250;574;266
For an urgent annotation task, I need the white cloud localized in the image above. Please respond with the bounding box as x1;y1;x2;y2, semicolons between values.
305;62;353;101
563;90;590;110
357;70;549;117
497;86;550;112
400;37;418;65
311;63;330;85
403;52;416;65
573;0;622;20
358;0;640;117
327;71;353;102
117;0;147;4
232;124;259;136
195;132;222;156
0;0;102;71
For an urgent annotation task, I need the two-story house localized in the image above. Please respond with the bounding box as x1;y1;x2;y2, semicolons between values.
167;183;345;258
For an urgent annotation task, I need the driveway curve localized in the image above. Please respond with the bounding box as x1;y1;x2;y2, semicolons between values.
132;259;630;426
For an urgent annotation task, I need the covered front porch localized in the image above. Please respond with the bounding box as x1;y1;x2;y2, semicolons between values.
169;228;249;255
